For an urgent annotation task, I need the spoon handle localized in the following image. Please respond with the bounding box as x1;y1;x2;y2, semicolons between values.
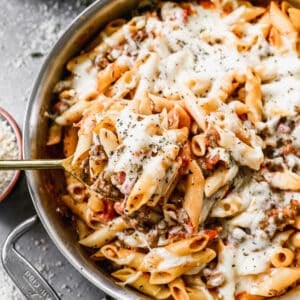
0;159;64;170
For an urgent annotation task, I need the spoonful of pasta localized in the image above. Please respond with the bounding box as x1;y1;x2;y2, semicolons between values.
0;157;117;200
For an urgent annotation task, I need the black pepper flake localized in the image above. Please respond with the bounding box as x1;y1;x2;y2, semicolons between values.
30;52;44;58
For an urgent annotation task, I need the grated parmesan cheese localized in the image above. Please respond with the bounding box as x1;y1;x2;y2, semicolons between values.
0;117;19;195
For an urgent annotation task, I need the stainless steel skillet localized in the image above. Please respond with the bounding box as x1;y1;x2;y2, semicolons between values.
2;1;149;299
5;0;300;299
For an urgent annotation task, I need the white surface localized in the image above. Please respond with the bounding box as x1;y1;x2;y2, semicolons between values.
0;268;23;300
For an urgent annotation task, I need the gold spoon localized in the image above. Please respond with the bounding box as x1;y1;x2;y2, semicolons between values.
0;157;120;200
0;156;86;186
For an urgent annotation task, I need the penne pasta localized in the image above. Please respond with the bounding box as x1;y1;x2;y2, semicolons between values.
235;292;264;300
210;194;243;217
96;245;145;270
99;128;119;156
183;160;205;229
79;217;128;248
49;0;300;298
112;268;171;299
269;1;298;50
72;114;95;163
55;100;89;126
249;268;300;297
186;286;215;300
290;232;300;247
169;278;189;300
149;248;216;284
63;126;78;157
271;247;295;267
270;2;296;34
180;87;207;131
165;235;209;256
204;165;239;197
191;133;206;157
288;7;300;31
46;122;62;146
264;169;300;190
245;68;262;124
106;69;139;98
97;57;130;93
125;145;180;214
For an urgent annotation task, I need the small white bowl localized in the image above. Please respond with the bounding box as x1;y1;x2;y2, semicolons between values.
0;107;22;202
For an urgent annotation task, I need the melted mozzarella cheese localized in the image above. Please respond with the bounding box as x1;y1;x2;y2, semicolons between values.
144;247;195;271
225;181;280;277
145;4;300;121
105;107;180;194
69;1;300;120
217;245;235;300
72;57;98;100
234;240;276;276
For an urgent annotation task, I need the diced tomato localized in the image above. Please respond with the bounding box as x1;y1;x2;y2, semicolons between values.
238;113;248;121
118;171;126;185
203;229;218;240
180;158;190;174
178;142;192;175
182;9;189;23
281;143;296;155
98;200;115;223
180;3;195;23
198;0;215;10
114;201;125;215
105;201;115;220
205;153;220;170
235;292;264;300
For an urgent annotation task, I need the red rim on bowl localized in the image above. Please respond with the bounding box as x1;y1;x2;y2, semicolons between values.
0;107;22;202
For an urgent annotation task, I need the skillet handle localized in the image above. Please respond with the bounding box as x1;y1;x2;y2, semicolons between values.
1;215;60;300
